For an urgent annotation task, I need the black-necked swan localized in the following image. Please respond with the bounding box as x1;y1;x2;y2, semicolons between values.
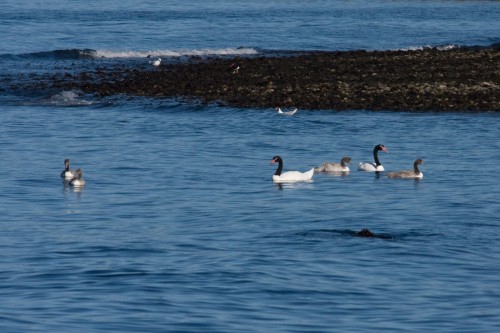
315;156;352;173
270;156;314;183
60;159;76;180
275;107;298;115
387;159;424;179
69;169;86;187
358;144;388;172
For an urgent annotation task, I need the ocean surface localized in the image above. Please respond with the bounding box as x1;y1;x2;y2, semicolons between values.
1;1;500;332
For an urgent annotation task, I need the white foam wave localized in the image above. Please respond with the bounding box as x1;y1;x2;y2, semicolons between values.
48;91;93;106
94;48;259;59
397;44;459;52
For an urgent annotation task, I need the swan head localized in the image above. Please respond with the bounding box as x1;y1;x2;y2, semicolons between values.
376;144;388;153
270;156;282;164
74;168;83;179
341;156;352;165
64;159;70;169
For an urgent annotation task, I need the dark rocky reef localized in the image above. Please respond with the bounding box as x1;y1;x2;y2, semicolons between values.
355;229;376;237
354;229;394;239
68;47;500;111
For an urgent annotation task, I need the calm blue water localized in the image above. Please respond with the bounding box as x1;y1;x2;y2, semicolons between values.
1;1;500;332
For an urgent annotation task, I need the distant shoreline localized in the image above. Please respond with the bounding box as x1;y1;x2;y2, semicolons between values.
69;46;499;111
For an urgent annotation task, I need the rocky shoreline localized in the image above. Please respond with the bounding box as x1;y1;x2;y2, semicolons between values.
69;47;498;111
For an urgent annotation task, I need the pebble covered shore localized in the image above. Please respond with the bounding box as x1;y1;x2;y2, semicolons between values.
69;47;499;111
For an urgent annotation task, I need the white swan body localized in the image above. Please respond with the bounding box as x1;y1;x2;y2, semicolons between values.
358;144;388;172
315;156;351;173
275;107;298;115
273;169;314;182
69;169;86;187
271;156;314;183
60;159;76;180
61;170;76;180
358;162;385;172
387;159;424;179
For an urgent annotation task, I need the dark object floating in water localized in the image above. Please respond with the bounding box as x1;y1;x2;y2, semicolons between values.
352;228;394;239
355;228;375;237
298;228;394;240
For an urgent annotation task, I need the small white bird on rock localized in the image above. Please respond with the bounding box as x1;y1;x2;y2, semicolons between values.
149;57;162;67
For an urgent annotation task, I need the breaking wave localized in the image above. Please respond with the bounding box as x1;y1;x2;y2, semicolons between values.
0;47;260;60
46;90;94;106
1;43;498;61
94;47;259;58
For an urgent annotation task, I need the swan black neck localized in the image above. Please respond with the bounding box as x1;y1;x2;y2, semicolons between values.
373;146;382;166
272;156;283;176
64;159;70;171
413;159;422;175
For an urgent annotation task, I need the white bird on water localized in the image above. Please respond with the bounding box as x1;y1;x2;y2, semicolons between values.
275;107;298;115
149;57;162;67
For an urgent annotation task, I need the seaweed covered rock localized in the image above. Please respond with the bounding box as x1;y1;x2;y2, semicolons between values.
59;47;500;111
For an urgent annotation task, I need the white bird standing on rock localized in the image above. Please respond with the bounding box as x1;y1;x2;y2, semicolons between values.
149;58;162;67
275;107;298;115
